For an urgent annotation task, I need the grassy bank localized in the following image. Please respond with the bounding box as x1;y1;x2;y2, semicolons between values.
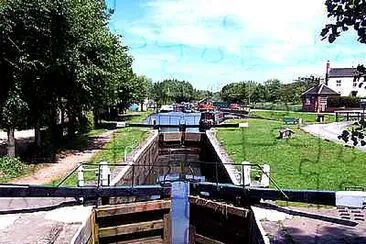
51;128;150;186
216;119;366;190
250;110;336;123
126;110;153;123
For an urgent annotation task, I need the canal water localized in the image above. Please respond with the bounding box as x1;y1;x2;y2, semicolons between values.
144;112;201;132
145;112;202;243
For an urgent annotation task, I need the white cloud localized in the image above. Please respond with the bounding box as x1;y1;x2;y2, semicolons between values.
110;0;366;88
130;0;328;61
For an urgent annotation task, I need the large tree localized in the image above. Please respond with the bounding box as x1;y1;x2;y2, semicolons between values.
0;0;135;155
150;79;195;106
264;79;281;103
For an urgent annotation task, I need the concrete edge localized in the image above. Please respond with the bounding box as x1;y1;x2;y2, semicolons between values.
69;207;93;244
110;130;159;186
206;129;240;185
250;206;271;244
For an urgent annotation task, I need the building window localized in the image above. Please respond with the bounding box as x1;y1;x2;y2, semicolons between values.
336;80;341;87
305;97;311;105
351;91;358;97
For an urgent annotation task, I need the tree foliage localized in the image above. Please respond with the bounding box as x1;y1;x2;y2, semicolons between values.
321;0;366;43
0;0;136;155
150;79;195;106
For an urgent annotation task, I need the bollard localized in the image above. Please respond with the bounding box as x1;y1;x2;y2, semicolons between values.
260;164;270;187
99;161;111;186
242;162;251;187
77;163;84;187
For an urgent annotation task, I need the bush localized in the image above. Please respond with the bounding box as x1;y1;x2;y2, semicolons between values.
250;102;302;112
327;96;363;108
0;156;25;178
79;111;95;133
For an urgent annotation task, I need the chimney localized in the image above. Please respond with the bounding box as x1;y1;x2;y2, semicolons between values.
325;60;330;85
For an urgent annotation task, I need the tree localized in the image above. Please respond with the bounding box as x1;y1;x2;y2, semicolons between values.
251;83;266;103
220;81;257;104
0;0;135;154
321;0;366;43
134;75;151;111
0;85;29;156
264;79;281;102
279;82;306;104
150;79;195;106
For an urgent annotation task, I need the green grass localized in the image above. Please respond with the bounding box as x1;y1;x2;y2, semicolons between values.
125;111;152;123
250;110;336;123
50;128;149;186
216;118;366;191
61;128;108;151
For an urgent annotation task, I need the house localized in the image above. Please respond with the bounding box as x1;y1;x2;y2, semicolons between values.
326;61;366;97
302;83;340;113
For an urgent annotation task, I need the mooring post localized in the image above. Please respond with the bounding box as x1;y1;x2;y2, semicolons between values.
77;163;84;187
260;164;270;187
99;161;111;186
242;161;251;187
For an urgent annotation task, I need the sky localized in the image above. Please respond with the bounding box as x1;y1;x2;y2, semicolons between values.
106;0;366;90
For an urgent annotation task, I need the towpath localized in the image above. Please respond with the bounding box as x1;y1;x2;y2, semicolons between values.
11;129;116;185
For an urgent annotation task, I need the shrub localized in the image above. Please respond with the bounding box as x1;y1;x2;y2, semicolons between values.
0;156;25;178
327;96;364;108
79;111;95;133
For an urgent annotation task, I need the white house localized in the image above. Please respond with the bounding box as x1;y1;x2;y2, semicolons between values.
326;61;366;97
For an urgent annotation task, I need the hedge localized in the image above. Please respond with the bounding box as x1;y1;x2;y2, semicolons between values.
327;96;365;108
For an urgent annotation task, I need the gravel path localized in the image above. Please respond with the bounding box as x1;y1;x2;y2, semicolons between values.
302;121;366;152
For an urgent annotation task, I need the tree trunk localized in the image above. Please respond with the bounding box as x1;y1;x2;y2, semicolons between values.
140;101;144;112
35;119;41;148
68;113;75;139
7;127;15;157
93;109;99;126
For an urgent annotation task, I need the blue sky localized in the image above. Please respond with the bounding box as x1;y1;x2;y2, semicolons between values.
107;0;366;90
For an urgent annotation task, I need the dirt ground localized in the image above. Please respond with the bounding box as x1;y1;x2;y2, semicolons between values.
10;130;116;185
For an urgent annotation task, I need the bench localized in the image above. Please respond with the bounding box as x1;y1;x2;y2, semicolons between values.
283;117;299;125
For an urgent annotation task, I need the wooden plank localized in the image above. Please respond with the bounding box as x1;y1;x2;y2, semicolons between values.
195;234;225;244
115;236;163;244
71;210;94;244
96;200;171;217
92;211;99;244
189;196;249;218
99;220;164;238
163;213;171;244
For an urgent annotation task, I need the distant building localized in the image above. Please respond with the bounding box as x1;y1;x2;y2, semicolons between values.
326;61;366;97
302;83;340;113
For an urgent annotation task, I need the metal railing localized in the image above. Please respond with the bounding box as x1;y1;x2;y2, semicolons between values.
55;160;289;201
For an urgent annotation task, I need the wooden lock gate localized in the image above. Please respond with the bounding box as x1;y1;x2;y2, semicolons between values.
92;199;172;244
